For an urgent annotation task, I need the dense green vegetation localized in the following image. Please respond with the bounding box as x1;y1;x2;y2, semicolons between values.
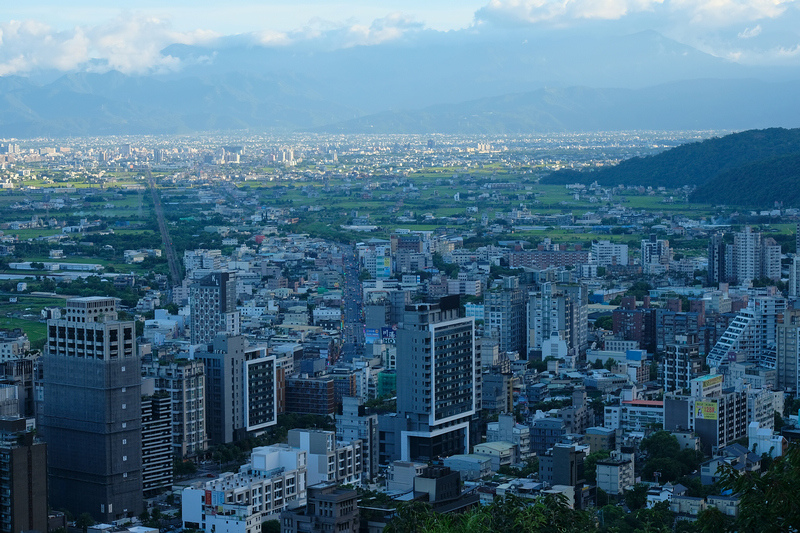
542;128;800;206
690;152;800;206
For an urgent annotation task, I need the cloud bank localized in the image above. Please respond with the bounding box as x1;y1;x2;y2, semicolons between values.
0;0;798;76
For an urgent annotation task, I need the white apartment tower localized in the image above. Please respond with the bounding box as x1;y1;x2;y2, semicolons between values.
395;298;478;462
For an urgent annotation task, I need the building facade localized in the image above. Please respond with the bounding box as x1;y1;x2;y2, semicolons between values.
41;296;143;521
182;445;308;533
391;298;479;462
142;358;208;458
0;419;47;533
195;335;277;445
190;271;240;345
141;381;173;497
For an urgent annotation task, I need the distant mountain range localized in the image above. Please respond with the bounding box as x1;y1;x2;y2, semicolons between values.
543;128;800;207
1;28;800;137
313;80;800;133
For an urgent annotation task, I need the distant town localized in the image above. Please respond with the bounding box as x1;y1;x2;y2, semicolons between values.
0;131;797;533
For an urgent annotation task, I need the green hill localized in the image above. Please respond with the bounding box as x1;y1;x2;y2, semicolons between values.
542;128;800;194
690;152;800;206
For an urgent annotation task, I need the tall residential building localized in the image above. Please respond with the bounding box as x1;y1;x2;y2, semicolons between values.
731;226;781;285
391;297;478;462
707;233;726;285
797;222;800;261
640;235;671;275
528;283;588;358
142;358;208;458
195;335;277;445
662;336;702;393
706;295;786;369
141;379;173;498
484;281;526;355
0;419;48;533
789;256;800;298
41;296;143;521
190;271;240;345
776;307;800;394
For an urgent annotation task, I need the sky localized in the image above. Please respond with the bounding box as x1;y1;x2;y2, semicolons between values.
2;0;800;75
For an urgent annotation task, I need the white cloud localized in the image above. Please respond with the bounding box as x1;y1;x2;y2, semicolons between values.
673;0;793;26
738;24;762;38
476;0;666;25
0;10;426;75
477;0;797;27
341;13;425;46
0;14;223;75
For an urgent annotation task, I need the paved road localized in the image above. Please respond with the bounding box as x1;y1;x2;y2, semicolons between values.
147;171;182;288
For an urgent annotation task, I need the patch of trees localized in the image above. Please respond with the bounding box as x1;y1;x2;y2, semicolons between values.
690;152;800;206
639;431;704;483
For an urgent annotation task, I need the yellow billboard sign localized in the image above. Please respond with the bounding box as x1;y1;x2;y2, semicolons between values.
695;401;718;420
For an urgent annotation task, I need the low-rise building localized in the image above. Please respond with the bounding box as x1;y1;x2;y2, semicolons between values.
182;445;308;533
595;450;634;496
280;482;359;533
442;454;492;481
472;441;517;472
288;429;363;486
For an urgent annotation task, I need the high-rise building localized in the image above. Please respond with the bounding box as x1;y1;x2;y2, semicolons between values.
141;379;173;498
641;235;671;275
662;335;702;393
706;296;787;369
141;358;208;458
190;271;240;345
195;335;277;445
733;226;761;284
484;280;526;356
528;283;588;358
41;296;143;521
0;419;48;533
390;297;478;462
730;226;781;285
776;307;800;394
796;222;800;261
790;256;800;298
707;233;726;285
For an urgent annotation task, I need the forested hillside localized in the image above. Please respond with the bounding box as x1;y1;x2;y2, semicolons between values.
541;128;800;201
690;152;800;206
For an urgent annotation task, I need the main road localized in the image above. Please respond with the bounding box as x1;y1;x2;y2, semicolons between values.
147;170;182;288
